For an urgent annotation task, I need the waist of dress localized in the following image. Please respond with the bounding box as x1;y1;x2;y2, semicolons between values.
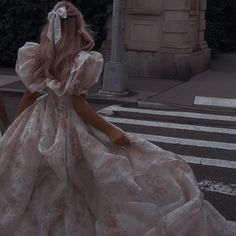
38;92;72;116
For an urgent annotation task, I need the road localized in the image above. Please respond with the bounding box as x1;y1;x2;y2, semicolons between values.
99;104;236;222
1;93;236;222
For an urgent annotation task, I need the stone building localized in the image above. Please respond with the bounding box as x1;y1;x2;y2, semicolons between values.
101;0;210;81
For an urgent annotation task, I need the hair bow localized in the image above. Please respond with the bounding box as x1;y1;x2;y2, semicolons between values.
47;6;67;44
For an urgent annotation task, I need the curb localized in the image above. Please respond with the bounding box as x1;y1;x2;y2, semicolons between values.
137;101;170;109
2;80;236;114
1;85;236;114
0;88;25;94
0;86;141;107
0;84;159;108
87;96;138;106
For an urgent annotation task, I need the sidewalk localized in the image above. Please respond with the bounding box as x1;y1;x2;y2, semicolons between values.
1;52;236;111
145;53;236;111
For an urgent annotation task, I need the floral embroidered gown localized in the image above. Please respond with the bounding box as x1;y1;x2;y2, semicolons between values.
0;42;235;236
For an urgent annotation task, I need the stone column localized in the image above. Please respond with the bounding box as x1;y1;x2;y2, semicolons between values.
162;0;192;53
196;0;208;49
101;0;128;95
101;0;210;81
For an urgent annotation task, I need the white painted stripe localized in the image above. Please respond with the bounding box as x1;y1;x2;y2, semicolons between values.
198;180;236;196
194;96;236;108
101;105;236;122
131;133;236;150
181;155;236;170
105;116;236;135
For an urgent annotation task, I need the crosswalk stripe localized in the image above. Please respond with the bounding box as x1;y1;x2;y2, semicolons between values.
198;180;236;196
101;105;236;122
101;106;236;201
101;106;236;163
194;96;236;108
181;155;236;170
131;133;236;150
104;116;236;135
104;117;236;168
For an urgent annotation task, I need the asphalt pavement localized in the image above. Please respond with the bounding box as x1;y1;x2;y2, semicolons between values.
98;104;236;221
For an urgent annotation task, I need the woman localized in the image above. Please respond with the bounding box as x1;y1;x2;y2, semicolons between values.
0;1;235;235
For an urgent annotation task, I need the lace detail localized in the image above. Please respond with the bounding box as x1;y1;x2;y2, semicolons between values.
0;91;235;235
71;83;88;96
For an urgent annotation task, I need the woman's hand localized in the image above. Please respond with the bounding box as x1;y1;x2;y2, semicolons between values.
108;127;131;147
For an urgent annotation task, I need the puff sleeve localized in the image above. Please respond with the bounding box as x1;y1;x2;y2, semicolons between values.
16;44;104;96
15;42;45;92
45;50;104;96
67;51;104;96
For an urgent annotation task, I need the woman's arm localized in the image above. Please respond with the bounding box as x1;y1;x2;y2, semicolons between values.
70;95;130;146
0;96;10;129
15;90;41;118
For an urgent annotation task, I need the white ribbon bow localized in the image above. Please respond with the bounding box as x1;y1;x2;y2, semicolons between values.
47;6;67;44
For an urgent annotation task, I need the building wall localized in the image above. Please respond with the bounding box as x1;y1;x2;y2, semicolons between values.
102;0;210;80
